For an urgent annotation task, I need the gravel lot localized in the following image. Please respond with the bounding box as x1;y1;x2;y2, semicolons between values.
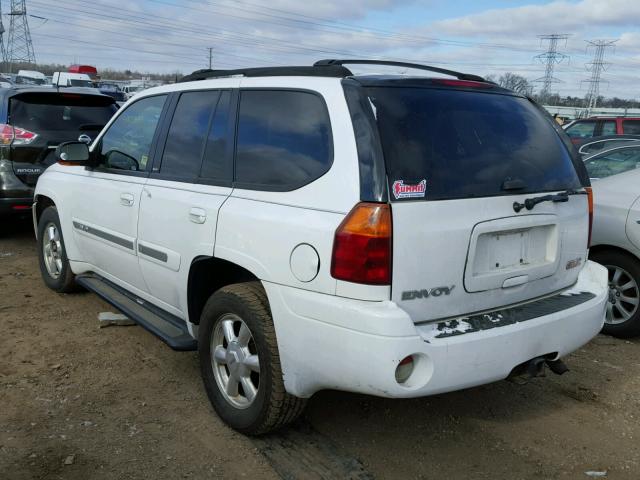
1;219;639;479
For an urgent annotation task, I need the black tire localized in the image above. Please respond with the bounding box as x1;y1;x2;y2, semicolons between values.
37;206;77;293
198;281;306;435
590;249;640;338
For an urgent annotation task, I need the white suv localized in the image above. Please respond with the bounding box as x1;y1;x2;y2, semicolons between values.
33;60;608;435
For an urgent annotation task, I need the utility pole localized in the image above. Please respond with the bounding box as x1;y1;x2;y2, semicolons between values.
533;34;570;104
7;0;36;72
583;39;617;117
0;2;7;67
208;47;213;69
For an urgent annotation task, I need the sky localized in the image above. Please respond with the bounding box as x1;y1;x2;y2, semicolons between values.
12;0;640;99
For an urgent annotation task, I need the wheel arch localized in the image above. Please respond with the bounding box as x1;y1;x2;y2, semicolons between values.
187;256;260;325
589;244;640;264
34;193;57;229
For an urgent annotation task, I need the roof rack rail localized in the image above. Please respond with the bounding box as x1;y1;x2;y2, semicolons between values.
314;59;485;82
179;65;353;82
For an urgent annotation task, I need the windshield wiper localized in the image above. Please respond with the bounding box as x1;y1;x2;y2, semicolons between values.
513;189;587;213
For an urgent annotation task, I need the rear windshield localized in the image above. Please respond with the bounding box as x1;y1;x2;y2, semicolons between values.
367;87;581;201
9;93;117;138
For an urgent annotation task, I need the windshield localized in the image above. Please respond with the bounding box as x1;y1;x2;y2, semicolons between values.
69;79;94;88
367;87;581;201
16;76;45;85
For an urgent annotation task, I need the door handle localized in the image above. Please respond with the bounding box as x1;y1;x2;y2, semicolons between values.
189;207;207;224
120;193;135;207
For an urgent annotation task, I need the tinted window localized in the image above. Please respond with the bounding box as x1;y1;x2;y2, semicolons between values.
200;90;231;181
584;147;640;179
160;91;219;178
235;90;332;189
10;93;117;142
100;95;166;172
566;121;596;139
368;87;581;201
623;120;640;135
601;121;616;136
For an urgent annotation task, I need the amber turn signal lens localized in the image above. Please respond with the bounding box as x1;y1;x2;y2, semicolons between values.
330;203;392;285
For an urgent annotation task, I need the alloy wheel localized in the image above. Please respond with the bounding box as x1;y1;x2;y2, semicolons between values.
605;265;640;325
42;222;63;280
211;314;261;409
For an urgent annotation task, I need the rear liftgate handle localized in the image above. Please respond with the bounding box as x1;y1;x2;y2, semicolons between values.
189;207;207;224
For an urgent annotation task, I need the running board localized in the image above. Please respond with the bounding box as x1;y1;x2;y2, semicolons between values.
76;274;197;351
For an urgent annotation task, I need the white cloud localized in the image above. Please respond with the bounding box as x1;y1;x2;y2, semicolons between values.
434;0;640;37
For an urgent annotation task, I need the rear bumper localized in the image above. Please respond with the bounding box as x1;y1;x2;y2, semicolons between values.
265;260;608;398
0;197;33;216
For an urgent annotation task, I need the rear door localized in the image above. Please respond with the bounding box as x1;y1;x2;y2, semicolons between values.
367;85;589;322
137;88;235;316
7;91;117;187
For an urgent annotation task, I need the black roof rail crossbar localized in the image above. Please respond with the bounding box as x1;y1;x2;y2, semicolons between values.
180;65;353;82
314;59;485;82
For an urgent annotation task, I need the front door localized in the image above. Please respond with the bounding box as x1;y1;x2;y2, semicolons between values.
69;94;168;294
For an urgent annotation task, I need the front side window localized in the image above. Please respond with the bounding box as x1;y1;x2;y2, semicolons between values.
160;90;220;179
584;147;640;179
566;121;596;139
235;90;332;189
98;95;167;172
601;120;616;136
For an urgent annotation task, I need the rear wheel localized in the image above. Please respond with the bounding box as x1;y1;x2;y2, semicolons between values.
37;207;77;293
198;282;306;435
591;250;640;338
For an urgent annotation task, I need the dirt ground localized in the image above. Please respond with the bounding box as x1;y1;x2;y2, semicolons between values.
1;218;639;480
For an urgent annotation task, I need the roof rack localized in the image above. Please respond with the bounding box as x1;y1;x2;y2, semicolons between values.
179;59;485;83
314;59;485;82
179;65;352;82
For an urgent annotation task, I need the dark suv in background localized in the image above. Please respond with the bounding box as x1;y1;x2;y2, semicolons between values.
0;87;118;216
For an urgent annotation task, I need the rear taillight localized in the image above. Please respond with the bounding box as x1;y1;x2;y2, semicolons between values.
586;186;594;248
330;202;392;285
0;123;38;145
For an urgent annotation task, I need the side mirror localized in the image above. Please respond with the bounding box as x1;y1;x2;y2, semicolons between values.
56;141;89;164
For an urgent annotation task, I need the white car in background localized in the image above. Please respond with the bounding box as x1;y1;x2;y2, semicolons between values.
586;144;640;337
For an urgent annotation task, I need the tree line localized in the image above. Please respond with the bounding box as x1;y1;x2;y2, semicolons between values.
485;72;640;108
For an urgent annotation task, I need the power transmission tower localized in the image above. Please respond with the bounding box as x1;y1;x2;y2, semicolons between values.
583;39;617;116
533;34;569;103
7;0;36;72
208;47;213;69
0;2;7;66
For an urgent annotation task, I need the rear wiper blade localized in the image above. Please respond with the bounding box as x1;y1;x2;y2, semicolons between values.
513;189;587;213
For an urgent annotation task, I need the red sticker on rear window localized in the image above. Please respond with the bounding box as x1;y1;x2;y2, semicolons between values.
392;179;426;199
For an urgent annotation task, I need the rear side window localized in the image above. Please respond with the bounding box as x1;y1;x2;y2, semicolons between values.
623;120;640;135
566;121;596;139
160;90;220;179
200;90;232;181
584;146;640;179
367;87;581;201
9;93;117;139
235;90;332;190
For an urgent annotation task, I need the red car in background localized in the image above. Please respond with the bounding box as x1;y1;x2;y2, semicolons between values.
564;116;640;143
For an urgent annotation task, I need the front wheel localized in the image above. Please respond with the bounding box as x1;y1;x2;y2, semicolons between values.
37;206;77;293
591;250;640;338
198;282;306;435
